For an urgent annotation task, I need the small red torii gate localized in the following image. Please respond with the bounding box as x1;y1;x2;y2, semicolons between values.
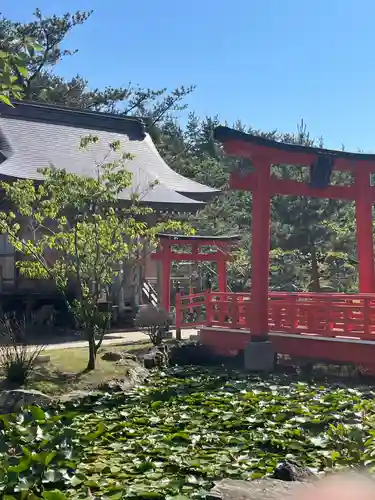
151;233;240;312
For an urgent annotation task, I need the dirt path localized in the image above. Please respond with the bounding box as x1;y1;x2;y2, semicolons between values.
44;328;197;351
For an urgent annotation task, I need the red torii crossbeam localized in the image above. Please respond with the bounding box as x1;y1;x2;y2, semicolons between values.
214;126;375;338
151;233;240;312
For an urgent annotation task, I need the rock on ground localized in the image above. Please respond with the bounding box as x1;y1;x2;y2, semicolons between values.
0;389;54;414
58;390;94;404
34;355;51;364
143;344;171;369
273;461;315;481
208;479;311;500
101;351;139;363
122;353;138;362
60;359;149;400
101;351;123;362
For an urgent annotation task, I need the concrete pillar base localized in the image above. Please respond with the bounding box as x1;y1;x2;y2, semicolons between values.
244;340;275;372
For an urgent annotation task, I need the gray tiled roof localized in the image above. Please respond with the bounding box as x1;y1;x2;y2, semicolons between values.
0;102;219;211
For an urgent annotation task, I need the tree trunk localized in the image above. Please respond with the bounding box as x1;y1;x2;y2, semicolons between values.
87;334;96;371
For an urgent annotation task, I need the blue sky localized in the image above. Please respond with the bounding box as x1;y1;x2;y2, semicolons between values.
3;0;375;151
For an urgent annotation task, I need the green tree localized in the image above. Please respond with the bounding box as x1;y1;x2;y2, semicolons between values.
0;137;188;370
0;33;40;105
270;122;356;292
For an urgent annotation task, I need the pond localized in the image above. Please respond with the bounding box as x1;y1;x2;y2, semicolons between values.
1;367;375;499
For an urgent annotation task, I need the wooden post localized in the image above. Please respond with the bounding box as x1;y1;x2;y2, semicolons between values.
155;261;162;307
205;288;212;326
161;241;171;312
231;293;239;329
250;160;271;338
355;169;375;293
175;291;182;340
217;256;227;293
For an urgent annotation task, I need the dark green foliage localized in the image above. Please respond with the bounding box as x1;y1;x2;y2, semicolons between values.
2;369;375;498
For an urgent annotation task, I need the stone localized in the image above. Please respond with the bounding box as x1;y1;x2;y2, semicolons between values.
121;353;138;362
273;460;315;481
98;379;132;392
34;355;51;364
143;353;157;369
208;479;310;500
0;389;53;414
98;360;149;392
101;351;123;362
244;341;275;372
59;390;93;404
143;344;171;369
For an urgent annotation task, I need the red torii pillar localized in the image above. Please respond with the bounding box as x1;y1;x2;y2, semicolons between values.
250;160;272;337
355;169;375;293
151;234;239;312
214;126;375;337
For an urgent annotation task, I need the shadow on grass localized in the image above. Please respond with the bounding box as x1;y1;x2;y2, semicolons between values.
0;366;85;391
28;333;128;346
21;365;88;394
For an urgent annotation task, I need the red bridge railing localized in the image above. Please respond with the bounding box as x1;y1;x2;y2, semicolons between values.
175;291;375;341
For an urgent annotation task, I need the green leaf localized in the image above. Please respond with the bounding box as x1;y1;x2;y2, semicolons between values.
134;492;164;499
8;457;31;473
30;405;46;421
0;95;12;106
16;65;28;78
82;421;106;440
166;496;190;500
70;475;83;486
45;451;57;466
151;401;163;409
43;469;61;483
0;414;10;429
42;491;69;500
103;493;122;500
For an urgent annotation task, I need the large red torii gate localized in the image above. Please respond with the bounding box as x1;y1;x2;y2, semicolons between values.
213;126;375;338
151;233;240;312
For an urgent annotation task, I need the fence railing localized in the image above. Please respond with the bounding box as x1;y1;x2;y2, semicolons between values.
175;291;375;341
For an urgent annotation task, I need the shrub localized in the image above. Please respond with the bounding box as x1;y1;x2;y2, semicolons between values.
135;304;172;346
0;317;45;385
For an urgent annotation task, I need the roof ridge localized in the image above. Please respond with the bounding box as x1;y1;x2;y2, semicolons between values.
0;100;146;138
13;100;143;122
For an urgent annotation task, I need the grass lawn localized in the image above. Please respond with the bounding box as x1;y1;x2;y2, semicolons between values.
4;342;153;395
